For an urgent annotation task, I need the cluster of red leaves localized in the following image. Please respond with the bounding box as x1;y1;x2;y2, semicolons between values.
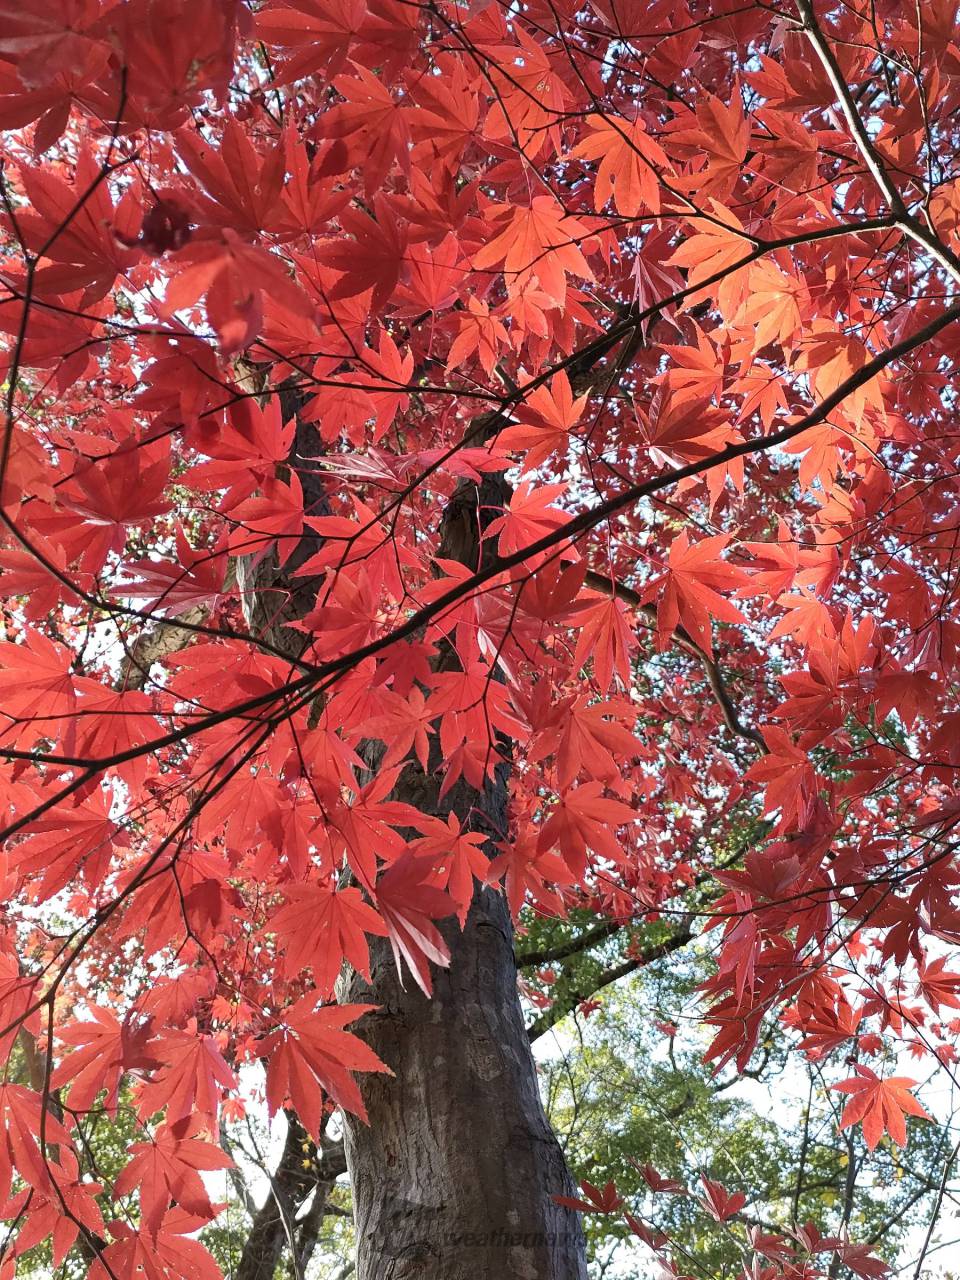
1;0;960;1271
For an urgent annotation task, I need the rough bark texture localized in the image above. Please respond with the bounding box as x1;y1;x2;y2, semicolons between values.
340;879;588;1280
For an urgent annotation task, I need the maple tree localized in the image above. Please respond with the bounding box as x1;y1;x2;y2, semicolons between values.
4;0;960;1274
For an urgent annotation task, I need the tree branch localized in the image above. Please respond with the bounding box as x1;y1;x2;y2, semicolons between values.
526;928;694;1042
516;919;623;968
795;0;960;287
234;1115;347;1280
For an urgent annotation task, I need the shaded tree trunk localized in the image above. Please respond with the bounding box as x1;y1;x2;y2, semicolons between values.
340;883;587;1280
235;1116;347;1280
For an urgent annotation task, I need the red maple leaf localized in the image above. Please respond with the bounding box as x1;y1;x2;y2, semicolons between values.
916;955;960;1014
260;996;392;1135
136;1029;239;1135
373;853;456;996
538;782;637;879
832;1065;932;1150
54;1006;159;1114
646;532;749;658
268;884;387;996
114;527;228;617
554;1178;624;1214
496;370;588;471
113;1125;232;1236
699;1175;746;1222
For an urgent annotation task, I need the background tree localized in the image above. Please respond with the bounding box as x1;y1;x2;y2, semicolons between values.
533;948;956;1278
3;0;960;1277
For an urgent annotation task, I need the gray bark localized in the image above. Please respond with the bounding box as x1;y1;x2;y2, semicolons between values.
339;875;588;1280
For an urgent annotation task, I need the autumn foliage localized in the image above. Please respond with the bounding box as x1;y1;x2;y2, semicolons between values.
1;0;960;1274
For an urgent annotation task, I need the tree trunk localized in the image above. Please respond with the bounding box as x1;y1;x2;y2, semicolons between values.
340;885;587;1280
338;473;587;1280
242;395;588;1279
234;1116;347;1280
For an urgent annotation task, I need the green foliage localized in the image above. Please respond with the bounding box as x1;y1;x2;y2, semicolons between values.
533;950;941;1279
